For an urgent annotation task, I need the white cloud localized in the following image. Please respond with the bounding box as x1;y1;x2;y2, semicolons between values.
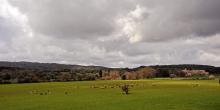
199;51;220;64
116;5;148;43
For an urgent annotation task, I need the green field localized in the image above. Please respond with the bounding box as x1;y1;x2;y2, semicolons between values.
0;79;220;110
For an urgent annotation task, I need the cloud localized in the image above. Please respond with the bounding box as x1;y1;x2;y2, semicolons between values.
9;0;220;42
0;0;220;67
136;0;220;42
8;0;136;39
116;5;149;43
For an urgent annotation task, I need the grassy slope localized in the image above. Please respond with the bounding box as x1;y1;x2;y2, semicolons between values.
0;79;220;110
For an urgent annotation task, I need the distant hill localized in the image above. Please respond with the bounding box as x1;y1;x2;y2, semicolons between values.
0;61;107;71
0;61;219;74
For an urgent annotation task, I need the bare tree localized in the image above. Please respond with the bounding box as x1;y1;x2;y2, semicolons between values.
121;84;129;94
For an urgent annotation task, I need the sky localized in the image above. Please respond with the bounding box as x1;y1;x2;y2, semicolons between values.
0;0;220;67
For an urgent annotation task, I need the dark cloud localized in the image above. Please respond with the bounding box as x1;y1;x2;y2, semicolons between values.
9;0;220;41
138;0;220;42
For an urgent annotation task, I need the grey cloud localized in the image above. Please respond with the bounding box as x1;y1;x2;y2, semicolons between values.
0;17;22;41
8;0;220;42
137;0;220;42
0;0;220;67
9;0;136;39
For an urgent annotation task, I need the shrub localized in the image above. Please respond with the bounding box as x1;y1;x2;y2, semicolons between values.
169;74;177;79
121;75;126;80
208;75;215;80
190;74;208;80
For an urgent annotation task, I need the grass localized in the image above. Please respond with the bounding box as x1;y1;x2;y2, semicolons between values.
0;79;220;110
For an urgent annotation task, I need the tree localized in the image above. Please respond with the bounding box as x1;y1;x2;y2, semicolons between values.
124;72;137;80
109;71;120;80
99;70;103;78
121;84;129;94
2;73;11;80
136;67;157;79
83;73;96;80
59;72;71;81
121;75;126;80
31;74;39;82
156;69;170;77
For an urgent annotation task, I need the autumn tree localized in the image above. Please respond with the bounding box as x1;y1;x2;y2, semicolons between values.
136;67;157;79
109;71;120;80
124;72;137;80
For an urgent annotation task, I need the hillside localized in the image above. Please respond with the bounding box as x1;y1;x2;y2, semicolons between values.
0;61;107;71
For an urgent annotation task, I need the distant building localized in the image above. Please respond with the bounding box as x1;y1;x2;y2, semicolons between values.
182;69;209;77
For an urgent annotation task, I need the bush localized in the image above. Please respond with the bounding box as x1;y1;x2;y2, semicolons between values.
190;74;209;80
169;74;177;79
208;75;215;80
121;75;126;80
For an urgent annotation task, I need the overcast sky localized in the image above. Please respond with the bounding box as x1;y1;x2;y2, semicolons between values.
0;0;220;67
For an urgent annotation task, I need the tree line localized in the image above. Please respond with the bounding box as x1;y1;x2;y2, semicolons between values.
0;62;219;84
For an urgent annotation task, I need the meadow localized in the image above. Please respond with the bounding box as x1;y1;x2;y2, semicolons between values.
0;79;220;110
